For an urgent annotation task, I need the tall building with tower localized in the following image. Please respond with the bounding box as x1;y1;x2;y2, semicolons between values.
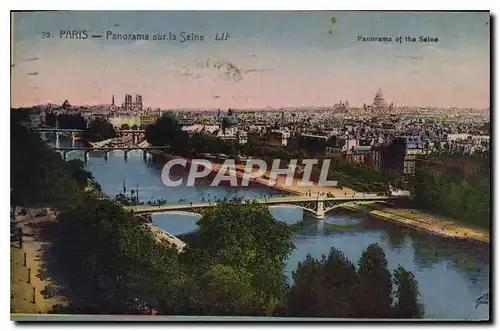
111;94;115;107
124;94;133;110
135;95;143;110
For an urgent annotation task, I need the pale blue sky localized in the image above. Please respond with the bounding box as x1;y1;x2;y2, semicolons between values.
12;11;490;108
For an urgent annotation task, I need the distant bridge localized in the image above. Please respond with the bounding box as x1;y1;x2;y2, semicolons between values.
128;194;398;219
31;128;146;134
52;146;165;161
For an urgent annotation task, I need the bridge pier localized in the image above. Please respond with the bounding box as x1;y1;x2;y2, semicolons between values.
143;150;148;162
83;151;89;163
302;201;325;219
55;132;60;148
104;151;109;161
62;151;68;161
315;201;325;219
124;150;128;161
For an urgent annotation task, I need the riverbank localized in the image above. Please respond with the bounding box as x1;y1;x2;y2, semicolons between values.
10;210;67;314
137;215;186;251
160;153;356;197
344;203;489;244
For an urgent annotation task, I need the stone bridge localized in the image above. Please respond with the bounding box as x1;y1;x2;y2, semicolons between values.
128;194;398;219
52;146;165;161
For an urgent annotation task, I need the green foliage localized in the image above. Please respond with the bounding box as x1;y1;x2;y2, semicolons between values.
146;116;240;157
181;201;294;314
309;159;405;192
66;159;93;189
393;266;424;318
56;113;86;129
288;249;359;317
10;122;83;211
51;194;185;314
357;244;393;317
287;244;424;318
82;117;116;142
145;115;180;147
176;264;263;316
412;166;490;228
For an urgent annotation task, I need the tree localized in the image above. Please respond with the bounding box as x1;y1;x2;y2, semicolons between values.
10;122;82;211
393;266;424;318
287;244;423;319
145;115;180;147
288;249;359;317
357;244;393;318
178;264;263;316
120;123;130;130
51;195;185;314
181;201;294;314
66;159;92;189
287;255;322;317
412;164;490;228
58;113;86;129
82;117;116;142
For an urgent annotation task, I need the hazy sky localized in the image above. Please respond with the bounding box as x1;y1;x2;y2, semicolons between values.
11;11;490;109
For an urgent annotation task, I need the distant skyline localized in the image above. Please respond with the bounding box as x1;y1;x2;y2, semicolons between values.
11;11;490;109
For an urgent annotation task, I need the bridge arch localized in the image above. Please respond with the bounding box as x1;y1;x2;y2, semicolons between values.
61;149;83;158
122;148;150;153
56;149;87;160
322;200;386;214
268;204;316;215
148;210;203;218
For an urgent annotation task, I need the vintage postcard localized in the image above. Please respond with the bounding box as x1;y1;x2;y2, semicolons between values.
10;11;490;321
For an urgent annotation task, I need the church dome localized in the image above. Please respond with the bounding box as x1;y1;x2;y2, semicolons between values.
372;88;389;111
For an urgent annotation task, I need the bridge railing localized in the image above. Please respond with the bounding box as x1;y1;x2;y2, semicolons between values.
128;195;394;212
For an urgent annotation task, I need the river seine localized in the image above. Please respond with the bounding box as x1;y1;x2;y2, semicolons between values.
51;137;489;320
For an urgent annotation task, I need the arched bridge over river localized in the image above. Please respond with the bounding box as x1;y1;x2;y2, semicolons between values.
128;194;402;219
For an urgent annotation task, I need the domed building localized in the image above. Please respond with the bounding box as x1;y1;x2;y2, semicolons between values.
372;88;389;112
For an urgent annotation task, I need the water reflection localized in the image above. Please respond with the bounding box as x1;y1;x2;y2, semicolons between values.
152;212;201;236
